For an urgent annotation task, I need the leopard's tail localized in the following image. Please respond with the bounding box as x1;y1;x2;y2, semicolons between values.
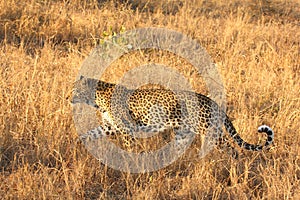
224;116;274;151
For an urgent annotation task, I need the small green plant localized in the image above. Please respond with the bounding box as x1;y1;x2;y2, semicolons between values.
100;25;127;46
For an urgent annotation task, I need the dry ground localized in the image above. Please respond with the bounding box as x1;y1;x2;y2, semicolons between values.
0;0;299;199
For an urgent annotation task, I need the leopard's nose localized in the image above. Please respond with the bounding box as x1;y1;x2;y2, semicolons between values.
66;90;73;101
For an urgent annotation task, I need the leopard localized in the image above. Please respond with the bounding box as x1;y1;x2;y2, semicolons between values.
71;75;274;155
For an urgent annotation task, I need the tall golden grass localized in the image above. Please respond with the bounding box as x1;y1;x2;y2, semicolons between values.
0;0;299;199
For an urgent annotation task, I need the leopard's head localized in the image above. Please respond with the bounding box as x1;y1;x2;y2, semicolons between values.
71;75;99;108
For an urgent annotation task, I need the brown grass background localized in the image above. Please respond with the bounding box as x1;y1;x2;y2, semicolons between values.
0;0;299;199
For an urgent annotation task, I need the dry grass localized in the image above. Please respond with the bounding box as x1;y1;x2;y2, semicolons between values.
0;0;299;199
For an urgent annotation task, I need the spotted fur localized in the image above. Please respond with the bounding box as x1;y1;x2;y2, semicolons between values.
72;75;274;152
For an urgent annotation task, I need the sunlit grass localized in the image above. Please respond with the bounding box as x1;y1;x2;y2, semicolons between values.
0;0;299;199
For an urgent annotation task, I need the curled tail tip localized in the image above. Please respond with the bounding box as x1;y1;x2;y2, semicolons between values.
257;125;274;135
257;124;274;147
258;124;271;130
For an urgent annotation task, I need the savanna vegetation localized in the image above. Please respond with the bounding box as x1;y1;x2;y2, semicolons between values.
0;0;299;199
